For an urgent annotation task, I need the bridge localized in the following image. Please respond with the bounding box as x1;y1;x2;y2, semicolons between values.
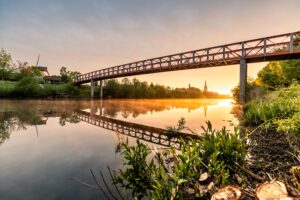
74;110;198;148
74;31;300;103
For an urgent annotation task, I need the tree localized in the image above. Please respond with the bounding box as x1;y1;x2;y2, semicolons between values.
257;61;285;88
0;49;13;80
60;66;81;83
256;58;300;89
60;66;69;82
281;59;300;83
293;34;300;49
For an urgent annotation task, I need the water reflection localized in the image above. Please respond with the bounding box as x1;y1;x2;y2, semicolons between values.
0;99;238;199
74;110;195;148
0;101;80;145
0;99;237;147
88;99;218;119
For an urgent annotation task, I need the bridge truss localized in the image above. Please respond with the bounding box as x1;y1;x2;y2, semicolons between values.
74;31;300;85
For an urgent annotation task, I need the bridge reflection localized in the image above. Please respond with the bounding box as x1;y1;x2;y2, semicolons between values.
74;110;198;148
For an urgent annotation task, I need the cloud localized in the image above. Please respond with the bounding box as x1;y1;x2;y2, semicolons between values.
0;0;299;91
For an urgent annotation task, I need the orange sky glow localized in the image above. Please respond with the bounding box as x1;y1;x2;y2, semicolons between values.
1;0;300;95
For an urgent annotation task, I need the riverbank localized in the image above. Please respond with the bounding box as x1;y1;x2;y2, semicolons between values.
0;79;231;99
0;80;91;98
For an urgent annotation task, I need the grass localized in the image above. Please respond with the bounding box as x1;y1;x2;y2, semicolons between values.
0;79;90;98
243;83;300;135
0;81;16;97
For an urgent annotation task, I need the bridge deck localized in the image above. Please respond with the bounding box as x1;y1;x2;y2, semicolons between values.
74;31;300;85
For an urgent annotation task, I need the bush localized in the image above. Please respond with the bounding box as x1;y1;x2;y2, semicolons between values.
114;121;247;199
113;139;155;199
200;122;247;185
14;76;42;97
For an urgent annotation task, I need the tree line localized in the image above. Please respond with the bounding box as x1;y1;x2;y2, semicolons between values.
102;78;230;99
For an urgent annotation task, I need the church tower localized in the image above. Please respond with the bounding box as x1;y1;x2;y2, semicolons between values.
204;80;208;92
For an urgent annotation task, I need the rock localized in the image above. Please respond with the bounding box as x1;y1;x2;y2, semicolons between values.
199;172;209;182
255;180;296;200
207;182;215;190
211;186;242;200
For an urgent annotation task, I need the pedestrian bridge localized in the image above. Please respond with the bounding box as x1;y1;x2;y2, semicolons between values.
74;31;300;103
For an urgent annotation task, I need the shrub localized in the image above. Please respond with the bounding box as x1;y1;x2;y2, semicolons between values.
200;123;247;185
14;76;41;97
114;121;247;199
113;139;156;199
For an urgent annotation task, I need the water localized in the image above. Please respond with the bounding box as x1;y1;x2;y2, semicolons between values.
0;99;238;199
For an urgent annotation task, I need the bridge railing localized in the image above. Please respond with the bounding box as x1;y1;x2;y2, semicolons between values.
73;110;199;148
74;31;300;83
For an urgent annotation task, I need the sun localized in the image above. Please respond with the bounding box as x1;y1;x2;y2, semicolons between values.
217;89;232;96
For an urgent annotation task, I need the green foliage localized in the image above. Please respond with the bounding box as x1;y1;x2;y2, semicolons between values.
200;123;246;185
257;59;300;88
42;83;80;97
60;66;81;83
233;58;300;103
104;78;230;99
0;80;83;98
14;76;42;97
282;59;300;83
275;112;300;136
0;48;14;80
244;83;300;135
0;81;16;97
231;78;264;102
114;120;247;199
114;139;155;199
257;61;285;88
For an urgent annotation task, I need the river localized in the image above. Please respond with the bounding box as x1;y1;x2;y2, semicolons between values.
0;99;238;199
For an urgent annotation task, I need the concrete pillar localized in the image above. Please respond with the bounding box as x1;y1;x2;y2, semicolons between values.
99;80;103;99
91;79;94;98
239;59;248;104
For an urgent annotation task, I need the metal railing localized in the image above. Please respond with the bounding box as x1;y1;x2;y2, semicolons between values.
74;31;300;84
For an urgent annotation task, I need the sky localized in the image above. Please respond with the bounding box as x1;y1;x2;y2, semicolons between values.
1;0;300;94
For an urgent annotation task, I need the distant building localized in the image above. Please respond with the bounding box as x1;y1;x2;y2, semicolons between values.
204;80;208;92
44;75;62;84
33;66;49;76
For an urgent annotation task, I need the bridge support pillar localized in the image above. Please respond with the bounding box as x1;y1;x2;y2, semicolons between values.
99;80;103;99
91;79;94;98
239;59;248;104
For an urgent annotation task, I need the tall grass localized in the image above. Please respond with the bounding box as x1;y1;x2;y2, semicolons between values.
243;83;300;135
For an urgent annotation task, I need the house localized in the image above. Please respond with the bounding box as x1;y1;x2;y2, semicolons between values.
44;75;62;84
